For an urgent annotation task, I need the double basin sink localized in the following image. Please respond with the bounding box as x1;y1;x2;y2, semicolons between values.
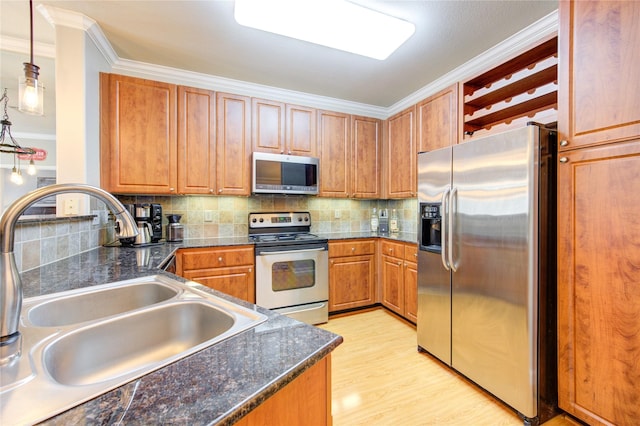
0;275;267;425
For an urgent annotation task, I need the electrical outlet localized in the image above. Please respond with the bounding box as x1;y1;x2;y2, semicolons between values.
204;210;213;222
334;210;341;218
92;210;100;225
64;198;79;215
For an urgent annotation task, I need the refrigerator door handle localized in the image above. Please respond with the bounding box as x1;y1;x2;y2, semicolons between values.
441;188;451;270
448;187;458;272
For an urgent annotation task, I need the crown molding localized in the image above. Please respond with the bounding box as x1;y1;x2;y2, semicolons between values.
0;35;55;58
25;6;558;120
36;4;118;65
111;58;388;119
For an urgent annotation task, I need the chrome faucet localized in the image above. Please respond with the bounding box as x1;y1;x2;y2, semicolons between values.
0;184;138;364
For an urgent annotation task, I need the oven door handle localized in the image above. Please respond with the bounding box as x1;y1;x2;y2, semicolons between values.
256;247;326;256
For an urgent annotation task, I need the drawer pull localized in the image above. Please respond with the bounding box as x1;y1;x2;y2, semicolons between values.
218;257;223;262
560;140;569;147
559;157;569;163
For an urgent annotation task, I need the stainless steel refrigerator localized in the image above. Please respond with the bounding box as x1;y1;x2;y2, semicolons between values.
417;124;557;425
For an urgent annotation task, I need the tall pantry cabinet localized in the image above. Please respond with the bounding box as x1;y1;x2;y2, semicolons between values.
557;2;640;425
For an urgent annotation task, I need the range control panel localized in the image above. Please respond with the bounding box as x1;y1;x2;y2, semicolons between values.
249;212;311;229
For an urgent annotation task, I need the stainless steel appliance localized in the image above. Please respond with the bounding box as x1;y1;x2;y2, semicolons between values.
166;214;184;242
417;124;557;425
250;212;328;325
252;152;319;195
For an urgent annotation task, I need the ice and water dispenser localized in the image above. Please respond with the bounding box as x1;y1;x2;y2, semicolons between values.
419;203;441;252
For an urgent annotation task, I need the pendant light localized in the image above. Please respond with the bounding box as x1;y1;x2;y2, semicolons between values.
1;88;37;184
18;0;44;115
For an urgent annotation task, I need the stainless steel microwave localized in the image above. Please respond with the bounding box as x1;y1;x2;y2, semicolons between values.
252;152;319;195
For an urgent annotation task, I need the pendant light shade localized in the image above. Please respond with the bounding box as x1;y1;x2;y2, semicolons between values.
18;0;44;116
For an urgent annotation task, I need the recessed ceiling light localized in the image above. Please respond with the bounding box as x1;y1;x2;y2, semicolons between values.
234;0;415;60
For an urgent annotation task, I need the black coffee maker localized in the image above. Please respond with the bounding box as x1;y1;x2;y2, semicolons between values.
134;203;163;243
149;203;163;242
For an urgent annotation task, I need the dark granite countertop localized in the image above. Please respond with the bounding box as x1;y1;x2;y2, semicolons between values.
18;231;416;424
18;243;342;425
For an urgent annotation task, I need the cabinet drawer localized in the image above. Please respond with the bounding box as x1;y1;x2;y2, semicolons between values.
178;246;254;270
329;239;375;257
380;240;405;259
404;244;418;262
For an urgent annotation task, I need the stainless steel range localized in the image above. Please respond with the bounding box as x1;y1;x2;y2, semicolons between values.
250;212;328;325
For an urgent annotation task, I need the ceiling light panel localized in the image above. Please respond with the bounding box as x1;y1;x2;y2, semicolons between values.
234;0;415;60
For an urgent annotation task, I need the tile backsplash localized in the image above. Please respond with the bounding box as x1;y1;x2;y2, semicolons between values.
12;196;418;272
117;195;418;239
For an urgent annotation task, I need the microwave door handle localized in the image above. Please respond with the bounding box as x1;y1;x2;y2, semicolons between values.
441;188;451;271
259;247;326;256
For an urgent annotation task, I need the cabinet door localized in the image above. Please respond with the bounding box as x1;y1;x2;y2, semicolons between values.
286;104;317;156
182;265;255;303
329;254;375;312
100;73;177;194
558;1;640;150
177;86;216;194
557;140;640;425
216;92;251;195
235;356;330;426
351;115;381;198
385;106;416;198
381;254;404;315
404;260;418;324
417;84;458;152
252;98;285;154
318;110;350;197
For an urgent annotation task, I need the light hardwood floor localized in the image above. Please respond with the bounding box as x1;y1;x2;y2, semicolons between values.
319;308;581;426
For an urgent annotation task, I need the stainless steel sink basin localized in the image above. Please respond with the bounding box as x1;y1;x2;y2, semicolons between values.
44;301;236;386
27;280;179;327
0;275;267;425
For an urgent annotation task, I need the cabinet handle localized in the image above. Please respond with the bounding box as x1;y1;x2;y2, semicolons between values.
560;140;569;147
398;261;402;266
248;268;252;273
414;253;417;258
209;189;214;193
218;189;223;193
351;247;355;252
559;157;569;163
218;257;223;262
169;187;175;192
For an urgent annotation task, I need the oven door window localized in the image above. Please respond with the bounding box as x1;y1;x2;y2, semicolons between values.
272;259;315;291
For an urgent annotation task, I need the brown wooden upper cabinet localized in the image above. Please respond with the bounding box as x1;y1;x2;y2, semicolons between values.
100;73;178;194
351;115;381;198
317;111;381;198
318;110;351;197
177;86;216;195
557;0;640;151
252;99;317;157
417;84;458;152
384;105;416;198
286;104;317;156
101;74;251;196
216;92;252;196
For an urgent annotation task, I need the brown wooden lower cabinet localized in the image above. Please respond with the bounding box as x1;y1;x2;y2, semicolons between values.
380;240;418;323
557;140;640;425
236;356;332;426
175;245;255;303
328;239;376;312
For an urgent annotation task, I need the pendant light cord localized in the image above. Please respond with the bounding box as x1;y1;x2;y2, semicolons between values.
29;0;34;65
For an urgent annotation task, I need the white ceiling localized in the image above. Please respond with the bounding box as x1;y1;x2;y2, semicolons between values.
1;0;558;108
